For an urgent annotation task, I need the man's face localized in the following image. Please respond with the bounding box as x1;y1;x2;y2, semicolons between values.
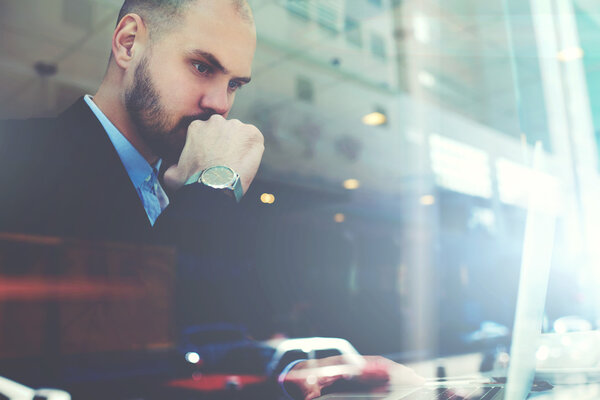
124;1;256;163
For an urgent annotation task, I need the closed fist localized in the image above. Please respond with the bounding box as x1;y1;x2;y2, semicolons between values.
163;114;264;195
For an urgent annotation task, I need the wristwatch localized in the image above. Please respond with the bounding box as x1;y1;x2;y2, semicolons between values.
185;165;243;203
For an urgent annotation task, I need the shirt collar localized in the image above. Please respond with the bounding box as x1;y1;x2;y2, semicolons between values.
83;95;162;188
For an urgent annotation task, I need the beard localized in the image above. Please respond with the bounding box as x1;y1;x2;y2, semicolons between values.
124;55;212;165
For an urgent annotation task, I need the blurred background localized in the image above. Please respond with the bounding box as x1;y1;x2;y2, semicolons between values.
1;0;600;395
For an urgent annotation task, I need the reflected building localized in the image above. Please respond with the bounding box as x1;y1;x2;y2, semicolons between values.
1;0;600;358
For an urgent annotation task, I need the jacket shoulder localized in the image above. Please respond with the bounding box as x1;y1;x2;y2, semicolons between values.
0;116;57;131
0;117;59;144
0;96;89;139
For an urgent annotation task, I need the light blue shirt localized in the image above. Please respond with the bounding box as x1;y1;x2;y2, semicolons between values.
83;95;169;225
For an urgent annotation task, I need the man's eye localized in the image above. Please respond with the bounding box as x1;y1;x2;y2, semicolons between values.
193;63;210;74
229;81;242;91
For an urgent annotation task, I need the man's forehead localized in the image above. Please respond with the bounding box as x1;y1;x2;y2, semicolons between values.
174;2;256;71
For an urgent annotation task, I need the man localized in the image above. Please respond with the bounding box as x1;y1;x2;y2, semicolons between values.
0;0;422;398
0;0;261;243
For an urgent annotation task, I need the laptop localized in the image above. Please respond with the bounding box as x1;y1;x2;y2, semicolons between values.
318;144;557;399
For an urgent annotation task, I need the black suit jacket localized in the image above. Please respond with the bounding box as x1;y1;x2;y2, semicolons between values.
0;98;264;322
0;97;242;244
0;99;276;396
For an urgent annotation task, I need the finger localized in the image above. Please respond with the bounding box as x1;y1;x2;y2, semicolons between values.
318;373;347;388
359;357;425;386
388;364;426;386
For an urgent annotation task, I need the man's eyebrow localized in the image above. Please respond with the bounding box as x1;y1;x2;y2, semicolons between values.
188;50;251;83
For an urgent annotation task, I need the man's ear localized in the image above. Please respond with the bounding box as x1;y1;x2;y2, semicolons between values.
112;13;147;69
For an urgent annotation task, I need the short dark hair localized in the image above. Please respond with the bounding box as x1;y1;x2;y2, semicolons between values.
116;0;194;41
116;0;253;42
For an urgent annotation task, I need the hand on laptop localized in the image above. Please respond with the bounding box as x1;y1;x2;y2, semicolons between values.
282;355;425;400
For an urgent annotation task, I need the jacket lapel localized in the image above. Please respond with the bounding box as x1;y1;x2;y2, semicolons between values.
55;98;153;241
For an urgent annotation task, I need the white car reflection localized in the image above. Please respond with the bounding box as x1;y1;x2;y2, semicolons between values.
0;376;70;400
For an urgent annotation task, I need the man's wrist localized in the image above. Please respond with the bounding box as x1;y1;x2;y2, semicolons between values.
184;170;203;186
184;166;243;202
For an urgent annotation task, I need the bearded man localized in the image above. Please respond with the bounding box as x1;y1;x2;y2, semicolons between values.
0;0;261;242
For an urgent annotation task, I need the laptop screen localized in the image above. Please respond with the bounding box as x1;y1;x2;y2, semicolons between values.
504;143;557;399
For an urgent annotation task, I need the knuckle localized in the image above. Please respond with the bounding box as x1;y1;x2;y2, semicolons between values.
188;119;203;130
247;128;264;145
244;123;261;136
255;130;265;145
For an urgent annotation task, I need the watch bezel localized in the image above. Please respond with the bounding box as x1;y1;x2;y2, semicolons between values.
200;166;237;189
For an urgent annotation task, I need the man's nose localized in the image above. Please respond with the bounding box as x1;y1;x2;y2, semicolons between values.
199;85;230;116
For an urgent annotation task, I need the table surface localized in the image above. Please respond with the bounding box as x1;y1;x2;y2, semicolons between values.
403;352;600;399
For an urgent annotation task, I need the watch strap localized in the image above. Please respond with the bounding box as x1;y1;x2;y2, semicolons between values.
184;168;243;203
185;170;203;186
231;175;243;203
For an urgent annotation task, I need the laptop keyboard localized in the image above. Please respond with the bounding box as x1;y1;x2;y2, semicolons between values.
399;386;502;400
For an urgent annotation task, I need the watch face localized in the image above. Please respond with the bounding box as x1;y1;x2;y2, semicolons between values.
201;166;235;188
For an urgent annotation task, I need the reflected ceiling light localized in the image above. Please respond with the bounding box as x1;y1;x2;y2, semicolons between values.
497;352;510;365
334;213;345;223
420;194;435;205
343;179;360;190
362;112;387;126
418;71;436;87
413;13;431;43
185;352;201;364
557;47;584;62
260;193;276;204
